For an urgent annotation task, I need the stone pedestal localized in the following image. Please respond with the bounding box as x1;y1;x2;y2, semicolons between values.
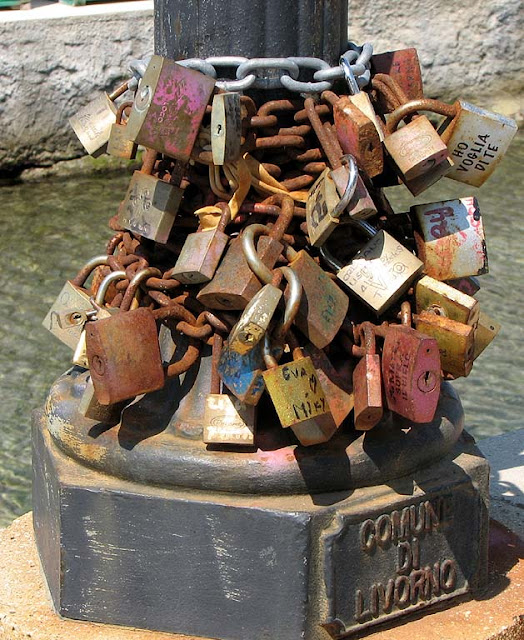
32;370;490;640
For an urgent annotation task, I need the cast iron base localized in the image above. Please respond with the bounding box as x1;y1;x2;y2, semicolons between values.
33;404;489;640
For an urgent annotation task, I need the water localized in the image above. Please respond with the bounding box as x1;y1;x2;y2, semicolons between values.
0;138;522;527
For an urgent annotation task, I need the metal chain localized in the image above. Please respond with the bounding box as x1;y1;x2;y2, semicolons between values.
176;42;373;93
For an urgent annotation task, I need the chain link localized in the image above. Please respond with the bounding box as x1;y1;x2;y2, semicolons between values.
173;43;373;94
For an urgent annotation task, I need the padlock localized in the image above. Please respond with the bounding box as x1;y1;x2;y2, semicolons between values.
379;322;441;423
331;94;384;177
42;255;109;350
412;197;488;280
473;312;501;360
437;100;518;186
125;55;215;162
228;281;283;355
211;92;242;165
217;266;299;405
197;197;293;310
302;343;354;428
306;155;358;246
241;221;349;349
330;162;377;220
352;322;383;431
384;112;451;183
78;374;128;423
415;275;480;326
86;306;165;405
69;80;128;157
169;203;231;284
446;276;481;297
118;148;184;244
339;53;386;142
107;102;138;160
414;310;475;378
262;334;338;447
72;269;128;369
203;334;256;446
322;227;424;315
371;49;424;107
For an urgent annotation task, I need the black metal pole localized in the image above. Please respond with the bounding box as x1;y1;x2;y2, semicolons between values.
154;0;348;65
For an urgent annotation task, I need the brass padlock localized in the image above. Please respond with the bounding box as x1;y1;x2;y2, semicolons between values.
262;337;337;446
217;266;300;405
352;322;383;431
412;197;488;280
241;221;349;349
42;255;109;350
228;280;283;355
379;322;442;423
384;112;451;183
322;227;424;315
203;334;256;446
303;343;354;428
125;55;216;162
86;306;165;405
437;99;518;186
306;156;358;246
169;203;231;284
415;275;479;326
107;102;138;160
211;92;242;165
474;312;501;360
414;310;475;378
69;80;128;157
371;48;424;108
118;148;184;244
197;198;293;310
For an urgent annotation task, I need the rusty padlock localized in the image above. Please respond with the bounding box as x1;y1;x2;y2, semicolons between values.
370;48;424;110
352;322;383;431
118;148;184;244
378;319;442;423
197;198;293;310
412;196;488;281
125;55;216;162
169;203;231;284
211;92;243;165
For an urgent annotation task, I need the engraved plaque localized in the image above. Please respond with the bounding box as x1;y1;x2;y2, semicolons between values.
322;478;483;637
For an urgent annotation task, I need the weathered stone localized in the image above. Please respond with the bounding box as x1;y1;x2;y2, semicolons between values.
0;2;153;174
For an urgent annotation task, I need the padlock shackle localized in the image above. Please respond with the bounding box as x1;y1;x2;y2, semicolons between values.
340;52;360;95
241;223;274;284
94;270;127;306
275;266;302;341
400;300;412;327
262;332;279;369
386;99;457;134
371;73;409;111
331;154;358;219
264;194;294;240
108;80;130;102
210;333;223;395
115;101;134;125
71;255;110;287
319;245;344;272
120;267;162;312
140;148;158;176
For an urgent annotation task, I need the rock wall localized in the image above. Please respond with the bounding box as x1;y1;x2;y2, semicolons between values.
0;7;154;174
0;0;522;174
